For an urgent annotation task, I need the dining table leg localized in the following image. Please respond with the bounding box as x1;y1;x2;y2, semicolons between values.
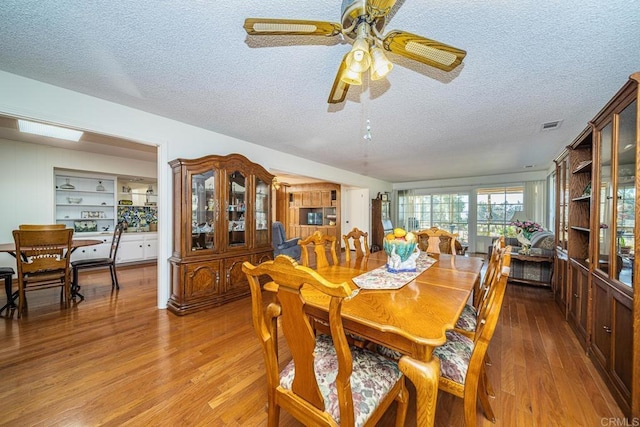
399;355;441;427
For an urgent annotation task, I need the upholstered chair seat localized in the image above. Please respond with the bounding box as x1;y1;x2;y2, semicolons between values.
280;334;404;426
454;304;478;333
432;330;474;385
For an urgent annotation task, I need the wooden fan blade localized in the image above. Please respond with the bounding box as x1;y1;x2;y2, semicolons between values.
383;30;466;72
244;18;342;36
327;55;350;104
366;0;397;18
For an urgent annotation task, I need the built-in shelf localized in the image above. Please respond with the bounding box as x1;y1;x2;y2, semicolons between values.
570;226;590;232
573;160;593;174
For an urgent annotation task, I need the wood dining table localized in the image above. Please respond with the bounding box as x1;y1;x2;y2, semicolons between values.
0;238;103;311
291;251;484;427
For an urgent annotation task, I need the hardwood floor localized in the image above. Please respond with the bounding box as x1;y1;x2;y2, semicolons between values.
0;262;624;426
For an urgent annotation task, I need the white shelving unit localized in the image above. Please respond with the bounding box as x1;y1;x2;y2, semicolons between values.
55;171;117;233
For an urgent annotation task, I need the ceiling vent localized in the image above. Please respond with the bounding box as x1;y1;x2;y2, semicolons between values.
541;120;563;131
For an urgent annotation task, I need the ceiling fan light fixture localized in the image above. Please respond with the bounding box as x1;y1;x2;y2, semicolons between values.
346;37;371;73
340;67;362;85
369;45;393;80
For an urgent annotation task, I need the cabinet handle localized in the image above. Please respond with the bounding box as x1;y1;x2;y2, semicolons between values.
215;271;219;285
573;293;578;298
139;244;143;248
603;325;612;333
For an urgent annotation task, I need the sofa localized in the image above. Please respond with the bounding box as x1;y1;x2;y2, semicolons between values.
490;230;555;286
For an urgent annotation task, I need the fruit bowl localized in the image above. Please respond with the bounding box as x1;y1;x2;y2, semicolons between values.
383;239;418;262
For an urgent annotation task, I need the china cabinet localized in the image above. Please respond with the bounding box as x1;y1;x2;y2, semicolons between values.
55;171;117;232
589;74;638;416
553;72;639;418
168;153;273;315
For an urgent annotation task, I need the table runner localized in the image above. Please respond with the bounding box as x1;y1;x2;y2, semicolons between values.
352;254;437;290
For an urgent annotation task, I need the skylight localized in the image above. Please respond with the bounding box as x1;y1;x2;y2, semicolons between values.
18;119;83;141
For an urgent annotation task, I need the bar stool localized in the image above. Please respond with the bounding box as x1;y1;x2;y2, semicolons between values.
0;267;16;315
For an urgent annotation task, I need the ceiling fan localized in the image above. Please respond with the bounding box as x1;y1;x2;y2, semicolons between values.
243;0;466;104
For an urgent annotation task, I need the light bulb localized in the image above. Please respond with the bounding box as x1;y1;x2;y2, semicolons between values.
370;45;393;80
346;37;371;73
340;68;362;85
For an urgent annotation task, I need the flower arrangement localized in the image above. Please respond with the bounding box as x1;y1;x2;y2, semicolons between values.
511;220;544;239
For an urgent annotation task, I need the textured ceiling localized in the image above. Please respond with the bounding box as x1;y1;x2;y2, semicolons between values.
0;1;638;183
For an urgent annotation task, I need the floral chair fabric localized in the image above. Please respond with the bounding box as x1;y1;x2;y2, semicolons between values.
432;330;475;385
455;304;478;333
376;330;475;386
280;334;403;426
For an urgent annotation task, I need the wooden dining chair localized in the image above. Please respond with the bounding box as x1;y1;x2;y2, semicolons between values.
242;255;408;427
415;227;458;255
18;224;66;230
71;222;124;300
455;236;506;338
298;231;338;268
342;227;370;262
12;228;74;318
433;249;512;427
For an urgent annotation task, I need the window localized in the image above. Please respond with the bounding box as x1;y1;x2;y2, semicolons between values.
398;191;470;243
476;186;524;236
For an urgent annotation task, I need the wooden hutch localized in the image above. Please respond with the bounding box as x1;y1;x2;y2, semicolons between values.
284;183;340;241
168;153;273;315
554;73;639;418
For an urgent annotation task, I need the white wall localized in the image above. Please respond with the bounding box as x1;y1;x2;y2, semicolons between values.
0;70;393;309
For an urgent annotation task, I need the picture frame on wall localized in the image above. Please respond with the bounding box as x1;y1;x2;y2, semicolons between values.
381;193;389;201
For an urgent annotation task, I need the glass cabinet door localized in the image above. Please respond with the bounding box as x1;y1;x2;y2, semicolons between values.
560;157;570;250
597;123;613;275
596;99;637;287
228;171;246;247
191;170;216;251
615;100;636;287
255;178;270;247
